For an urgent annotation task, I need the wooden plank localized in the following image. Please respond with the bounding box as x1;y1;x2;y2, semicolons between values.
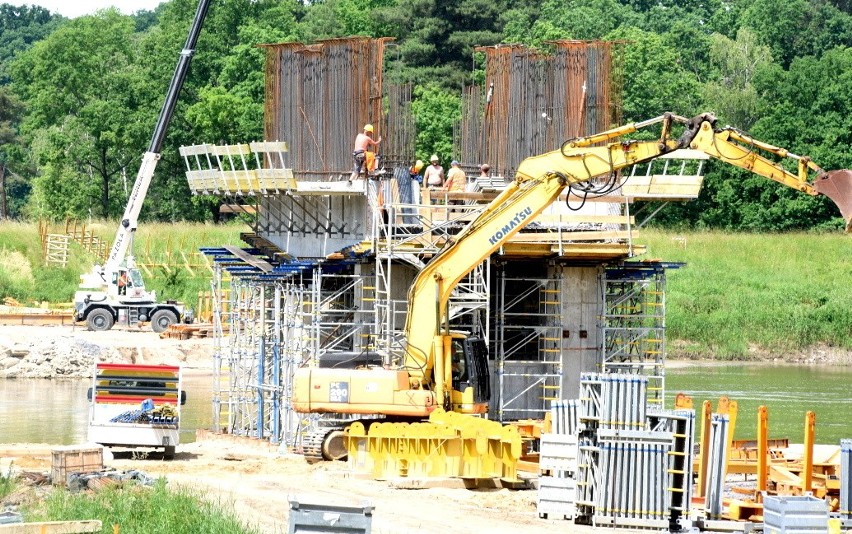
293;180;366;195
222;245;273;273
530;214;634;225
0;520;102;533
219;204;257;215
0;313;75;326
621;174;704;198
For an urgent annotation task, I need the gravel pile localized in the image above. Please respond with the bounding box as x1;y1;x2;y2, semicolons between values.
0;335;121;378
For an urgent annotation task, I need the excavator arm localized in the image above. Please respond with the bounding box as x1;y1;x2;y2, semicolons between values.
293;112;850;418
404;112;852;408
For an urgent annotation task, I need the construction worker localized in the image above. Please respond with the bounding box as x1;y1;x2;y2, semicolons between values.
117;270;128;296
409;159;424;185
424;155;444;189
350;124;381;181
443;160;467;207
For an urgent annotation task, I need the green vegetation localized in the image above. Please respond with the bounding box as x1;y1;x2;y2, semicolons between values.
0;220;247;306
643;229;852;359
21;479;258;534
0;464;13;500
0;0;849;229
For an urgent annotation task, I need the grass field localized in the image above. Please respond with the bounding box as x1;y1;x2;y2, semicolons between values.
642;229;852;359
0;221;848;360
0;220;248;306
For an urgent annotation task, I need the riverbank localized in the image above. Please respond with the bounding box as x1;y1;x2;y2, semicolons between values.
0;324;214;378
1;325;850;381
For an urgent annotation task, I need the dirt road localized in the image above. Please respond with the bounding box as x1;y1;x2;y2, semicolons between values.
1;435;582;534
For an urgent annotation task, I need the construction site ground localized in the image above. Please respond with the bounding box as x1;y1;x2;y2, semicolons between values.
1;435;612;534
2;324;850;533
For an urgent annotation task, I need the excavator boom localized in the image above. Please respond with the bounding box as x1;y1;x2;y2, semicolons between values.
293;112;851;420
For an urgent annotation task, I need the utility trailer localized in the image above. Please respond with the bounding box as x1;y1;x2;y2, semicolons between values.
87;363;186;459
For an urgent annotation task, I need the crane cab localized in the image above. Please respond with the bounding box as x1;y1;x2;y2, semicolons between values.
111;267;154;302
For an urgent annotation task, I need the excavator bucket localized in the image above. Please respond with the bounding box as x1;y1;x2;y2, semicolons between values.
814;170;852;232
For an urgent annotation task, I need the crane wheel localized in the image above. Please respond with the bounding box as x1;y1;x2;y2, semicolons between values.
86;309;115;331
321;430;348;461
150;309;178;333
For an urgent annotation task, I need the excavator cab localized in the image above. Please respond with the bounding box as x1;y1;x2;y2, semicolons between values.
449;336;490;412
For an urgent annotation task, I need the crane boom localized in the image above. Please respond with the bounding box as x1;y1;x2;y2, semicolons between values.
105;0;212;272
75;0;211;333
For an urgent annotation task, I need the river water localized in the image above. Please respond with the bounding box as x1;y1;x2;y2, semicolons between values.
1;364;850;445
0;375;214;445
666;363;852;445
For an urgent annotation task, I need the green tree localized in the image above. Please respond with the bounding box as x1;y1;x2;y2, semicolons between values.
11;9;150;219
740;0;809;68
607;27;701;121
702;28;772;130
411;84;460;162
502;0;640;46
0;86;24;218
0;3;63;84
379;0;509;88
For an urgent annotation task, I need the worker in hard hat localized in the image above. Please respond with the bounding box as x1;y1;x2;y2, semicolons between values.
424;155;444;189
423;155;444;204
409;159;424;185
350;123;382;182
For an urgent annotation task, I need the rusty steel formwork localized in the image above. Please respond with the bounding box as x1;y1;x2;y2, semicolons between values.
458;40;623;179
263;37;416;179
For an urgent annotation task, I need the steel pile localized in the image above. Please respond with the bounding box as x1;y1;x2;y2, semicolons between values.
262;38;414;178
458;41;623;179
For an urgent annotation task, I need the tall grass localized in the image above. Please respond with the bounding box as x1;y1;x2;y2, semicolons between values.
23;479;259;534
643;230;852;359
0;464;13;500
0;220;248;306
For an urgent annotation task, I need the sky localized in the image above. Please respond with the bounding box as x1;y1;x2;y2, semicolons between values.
10;1;165;18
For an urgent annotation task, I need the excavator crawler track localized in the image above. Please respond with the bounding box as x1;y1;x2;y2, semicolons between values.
301;430;326;464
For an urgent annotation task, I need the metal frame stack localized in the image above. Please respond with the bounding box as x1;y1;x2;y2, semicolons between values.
601;265;669;407
702;414;731;519
649;410;696;531
494;274;564;421
571;372;694;530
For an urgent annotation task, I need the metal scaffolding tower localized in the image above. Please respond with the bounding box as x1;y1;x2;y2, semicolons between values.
494;273;564;421
209;259;376;449
600;264;670;407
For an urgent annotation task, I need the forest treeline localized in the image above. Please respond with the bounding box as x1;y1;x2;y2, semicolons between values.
0;0;850;230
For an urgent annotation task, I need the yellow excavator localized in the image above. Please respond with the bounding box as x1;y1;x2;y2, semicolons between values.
292;112;851;460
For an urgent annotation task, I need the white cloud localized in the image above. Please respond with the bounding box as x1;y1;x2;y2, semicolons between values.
9;1;165;18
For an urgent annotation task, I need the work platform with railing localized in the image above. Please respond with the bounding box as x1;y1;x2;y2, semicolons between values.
184;136;705;445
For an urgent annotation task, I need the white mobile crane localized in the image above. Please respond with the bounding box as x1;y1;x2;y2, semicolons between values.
292;111;851;460
74;0;212;333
